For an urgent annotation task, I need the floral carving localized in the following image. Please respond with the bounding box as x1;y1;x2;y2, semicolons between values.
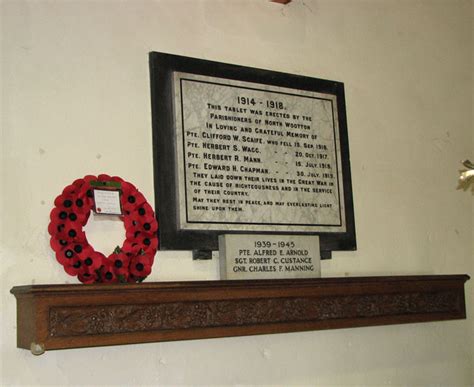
49;290;461;338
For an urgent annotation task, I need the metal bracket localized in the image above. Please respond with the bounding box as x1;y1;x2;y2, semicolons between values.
192;250;212;260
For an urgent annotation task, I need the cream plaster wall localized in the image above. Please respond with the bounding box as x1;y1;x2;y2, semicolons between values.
1;0;472;385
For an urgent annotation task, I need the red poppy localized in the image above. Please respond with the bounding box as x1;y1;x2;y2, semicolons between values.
78;270;99;284
97;173;112;182
50;235;70;253
64;256;87;277
62;183;78;196
139;234;158;256
76;247;102;271
120;180;136;195
110;175;124;183
62;222;87;243
48;214;69;237
101;261;118;284
130;254;152;277
77;179;96;210
53;192;76;210
135;202;155;219
72;178;85;188
121;239;142;256
108;251;130;277
123;214;141;238
72;196;92;217
121;191;146;214
55;246;76;266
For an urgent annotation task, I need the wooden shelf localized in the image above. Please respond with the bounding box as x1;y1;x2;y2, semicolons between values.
11;275;469;354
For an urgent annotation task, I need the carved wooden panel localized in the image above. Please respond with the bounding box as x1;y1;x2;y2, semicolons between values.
11;275;469;353
49;291;461;337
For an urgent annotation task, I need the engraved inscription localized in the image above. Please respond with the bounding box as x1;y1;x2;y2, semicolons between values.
219;234;321;280
173;72;346;232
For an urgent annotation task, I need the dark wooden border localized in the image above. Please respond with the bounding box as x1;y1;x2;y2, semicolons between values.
11;275;469;353
149;52;356;255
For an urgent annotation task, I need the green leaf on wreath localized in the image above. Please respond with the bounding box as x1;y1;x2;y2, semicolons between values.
95;268;102;281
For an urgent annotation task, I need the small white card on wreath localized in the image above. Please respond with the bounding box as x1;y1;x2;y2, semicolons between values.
219;234;321;280
93;189;122;215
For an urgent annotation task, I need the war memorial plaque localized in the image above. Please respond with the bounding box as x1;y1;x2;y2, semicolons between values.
219;234;321;280
149;52;356;257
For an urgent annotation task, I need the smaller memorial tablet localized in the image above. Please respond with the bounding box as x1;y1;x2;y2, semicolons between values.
219;234;321;280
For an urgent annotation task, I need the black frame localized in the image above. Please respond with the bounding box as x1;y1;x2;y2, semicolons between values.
149;52;356;257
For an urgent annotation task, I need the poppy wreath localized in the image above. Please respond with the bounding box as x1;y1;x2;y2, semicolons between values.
48;174;158;284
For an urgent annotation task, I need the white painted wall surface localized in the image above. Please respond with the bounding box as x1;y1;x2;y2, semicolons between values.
1;0;472;385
